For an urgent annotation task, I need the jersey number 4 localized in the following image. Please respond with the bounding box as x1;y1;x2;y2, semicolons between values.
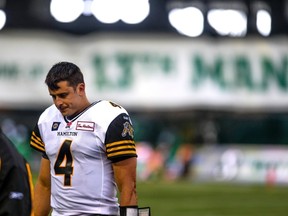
54;140;74;186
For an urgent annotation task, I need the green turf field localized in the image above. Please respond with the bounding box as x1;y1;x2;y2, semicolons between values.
137;181;288;216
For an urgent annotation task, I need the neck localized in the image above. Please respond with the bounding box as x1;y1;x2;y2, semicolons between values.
67;100;91;120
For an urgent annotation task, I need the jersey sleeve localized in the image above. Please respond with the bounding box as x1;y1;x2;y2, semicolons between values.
105;113;137;162
30;124;45;154
0;131;34;216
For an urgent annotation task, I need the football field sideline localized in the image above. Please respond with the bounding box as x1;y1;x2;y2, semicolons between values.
137;181;288;216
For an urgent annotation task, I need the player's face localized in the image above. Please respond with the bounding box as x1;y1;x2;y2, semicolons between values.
48;81;85;117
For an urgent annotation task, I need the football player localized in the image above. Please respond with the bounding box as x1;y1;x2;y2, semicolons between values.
30;62;138;216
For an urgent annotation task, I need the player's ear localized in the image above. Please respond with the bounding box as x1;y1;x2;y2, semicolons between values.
77;83;85;95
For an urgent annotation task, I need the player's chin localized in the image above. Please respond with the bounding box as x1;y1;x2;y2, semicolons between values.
59;108;69;116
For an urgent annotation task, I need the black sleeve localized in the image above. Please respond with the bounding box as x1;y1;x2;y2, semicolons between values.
0;132;33;216
105;113;137;163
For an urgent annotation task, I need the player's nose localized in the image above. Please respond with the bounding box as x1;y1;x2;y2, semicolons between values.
54;97;63;107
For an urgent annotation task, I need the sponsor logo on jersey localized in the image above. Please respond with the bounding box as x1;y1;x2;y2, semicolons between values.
76;121;95;131
9;192;24;200
52;122;61;131
122;121;134;138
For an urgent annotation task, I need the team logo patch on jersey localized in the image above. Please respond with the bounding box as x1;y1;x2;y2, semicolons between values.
76;121;95;131
122;121;134;138
52;122;61;131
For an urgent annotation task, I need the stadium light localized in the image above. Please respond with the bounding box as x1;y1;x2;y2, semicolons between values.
91;0;119;24
0;9;6;30
207;1;247;37
167;1;204;37
168;7;204;37
0;0;6;31
50;0;85;23
256;10;271;36
208;9;247;37
91;0;149;24
252;1;271;37
120;0;150;24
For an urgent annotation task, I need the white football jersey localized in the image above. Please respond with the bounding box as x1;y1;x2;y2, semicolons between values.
30;100;137;216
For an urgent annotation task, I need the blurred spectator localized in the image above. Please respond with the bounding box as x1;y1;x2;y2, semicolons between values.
1;118;32;160
177;143;194;179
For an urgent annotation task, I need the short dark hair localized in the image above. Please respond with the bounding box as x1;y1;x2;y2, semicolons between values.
45;62;84;90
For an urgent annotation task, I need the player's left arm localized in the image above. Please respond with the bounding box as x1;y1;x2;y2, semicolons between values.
113;157;138;206
113;157;138;216
104;105;138;215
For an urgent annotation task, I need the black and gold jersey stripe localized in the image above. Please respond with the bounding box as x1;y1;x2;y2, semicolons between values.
30;125;45;153
106;140;136;158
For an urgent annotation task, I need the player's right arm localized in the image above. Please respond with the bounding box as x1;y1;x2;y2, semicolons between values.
34;157;51;216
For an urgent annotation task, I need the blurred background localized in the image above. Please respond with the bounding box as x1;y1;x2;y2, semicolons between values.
1;0;288;187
